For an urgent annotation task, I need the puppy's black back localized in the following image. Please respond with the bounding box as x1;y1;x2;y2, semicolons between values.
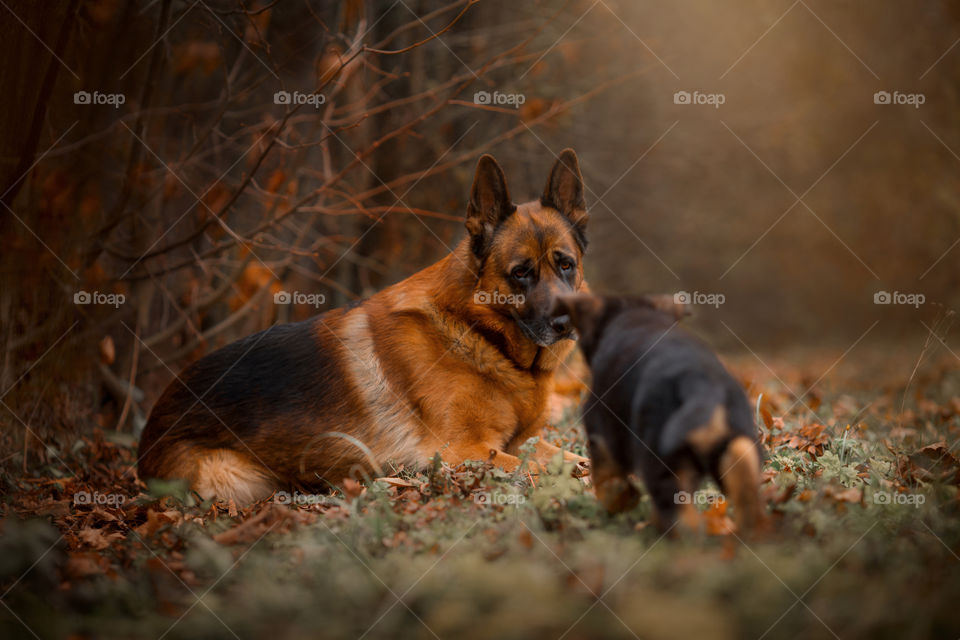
575;300;763;531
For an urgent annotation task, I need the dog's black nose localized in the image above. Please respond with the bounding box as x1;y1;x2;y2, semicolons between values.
551;314;571;334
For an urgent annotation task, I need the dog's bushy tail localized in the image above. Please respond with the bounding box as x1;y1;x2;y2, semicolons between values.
656;377;726;458
652;377;762;533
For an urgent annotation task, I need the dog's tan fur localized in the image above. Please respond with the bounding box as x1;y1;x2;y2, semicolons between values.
138;150;591;503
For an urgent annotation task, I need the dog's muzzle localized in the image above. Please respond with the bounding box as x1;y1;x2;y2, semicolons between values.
512;310;575;346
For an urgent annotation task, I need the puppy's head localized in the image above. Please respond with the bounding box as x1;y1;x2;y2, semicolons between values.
551;293;691;358
466;149;589;347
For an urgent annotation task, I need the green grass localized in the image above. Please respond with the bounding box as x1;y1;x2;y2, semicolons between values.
2;377;960;640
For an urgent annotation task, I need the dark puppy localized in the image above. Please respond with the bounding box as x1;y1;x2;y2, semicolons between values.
553;294;763;533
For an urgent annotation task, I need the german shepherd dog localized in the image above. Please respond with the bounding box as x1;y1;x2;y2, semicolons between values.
138;150;591;503
551;294;763;533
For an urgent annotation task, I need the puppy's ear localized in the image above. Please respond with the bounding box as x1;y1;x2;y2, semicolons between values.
645;294;693;321
466;154;516;258
542;148;588;249
552;293;604;341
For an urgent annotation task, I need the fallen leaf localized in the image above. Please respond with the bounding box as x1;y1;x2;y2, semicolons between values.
375;477;419;488
135;509;183;539
824;486;863;504
65;552;110;579
77;527;123;551
703;501;735;536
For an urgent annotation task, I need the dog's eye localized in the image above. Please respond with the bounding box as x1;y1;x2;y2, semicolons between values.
560;262;573;272
511;266;531;280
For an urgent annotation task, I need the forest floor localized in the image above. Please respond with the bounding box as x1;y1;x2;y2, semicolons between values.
2;348;960;640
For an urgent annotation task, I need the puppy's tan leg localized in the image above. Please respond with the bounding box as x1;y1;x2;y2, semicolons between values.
718;436;762;534
590;439;639;513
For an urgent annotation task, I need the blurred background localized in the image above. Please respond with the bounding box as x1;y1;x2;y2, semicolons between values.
1;0;957;460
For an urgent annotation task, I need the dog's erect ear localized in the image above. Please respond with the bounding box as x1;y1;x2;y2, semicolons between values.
552;293;604;341
466;154;516;258
542;148;588;248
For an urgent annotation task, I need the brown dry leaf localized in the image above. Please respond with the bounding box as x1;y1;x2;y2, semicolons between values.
65;551;111;579
703;501;735;536
212;504;310;545
916;441;954;460
90;506;118;522
135;508;183;539
77;527;123;551
341;478;365;500
909;441;960;485
777;423;830;457
375;477;419;488
760;405;774;429
824;486;863;504
37;499;72;518
767;482;797;505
